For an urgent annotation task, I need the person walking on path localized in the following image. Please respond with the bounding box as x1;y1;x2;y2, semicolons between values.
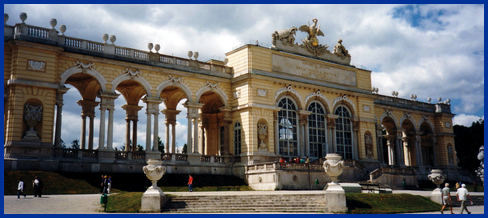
188;175;193;192
17;178;26;198
102;175;109;194
37;178;44;197
456;184;473;214
107;175;112;194
33;176;41;197
440;183;454;214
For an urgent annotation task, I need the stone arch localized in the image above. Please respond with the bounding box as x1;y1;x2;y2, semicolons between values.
399;114;417;132
305;91;330;113
417;116;435;132
195;83;228;106
379;111;399;127
156;77;193;102
332;96;356;116
60;64;107;92
275;85;303;110
111;73;152;97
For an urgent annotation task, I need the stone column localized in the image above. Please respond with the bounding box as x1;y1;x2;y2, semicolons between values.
184;102;203;155
431;135;437;166
165;122;170;153
403;136;411;166
132;119;138;152
125;119;131;151
187;117;193;153
161;109;181;153
54;87;69;149
376;127;385;165
77;100;100;150
415;133;423;167
326;114;338;154
274;111;279;155
107;108;115;150
98;107;106;150
142;96;164;160
80;115;87;150
386;135;395;165
88;115;95;150
396;132;405;167
352;119;359;159
305;122;310;157
121;104;143;151
146;112;151;151
193;118;199;153
99;92;119;151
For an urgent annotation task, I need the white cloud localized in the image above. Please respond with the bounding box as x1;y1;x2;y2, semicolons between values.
453;114;484;127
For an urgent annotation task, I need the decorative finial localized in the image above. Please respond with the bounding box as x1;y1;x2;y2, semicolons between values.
19;12;27;24
148;43;153;52
446;99;451;105
187;51;193;59
437;97;442;103
193;52;199;60
4;13;9;26
59;25;66;35
427;97;431;103
109;35;116;44
102;34;109;44
223;58;229;66
154;44;160;53
50;18;57;29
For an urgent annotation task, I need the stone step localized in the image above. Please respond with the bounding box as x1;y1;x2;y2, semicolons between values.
162;207;325;213
448;196;484;206
165;204;326;209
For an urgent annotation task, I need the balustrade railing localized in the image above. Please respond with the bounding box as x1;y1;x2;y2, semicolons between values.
5;22;232;74
82;150;97;158
175;154;187;161
369;166;417;180
132;151;145;160
246;162;324;172
115;151;128;159
63;149;78;158
200;155;212;162
161;153;172;160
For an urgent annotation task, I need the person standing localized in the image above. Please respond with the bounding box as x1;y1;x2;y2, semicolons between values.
440;183;454;214
17;178;26;198
107;175;112;194
188;175;193;192
37;178;44;197
456;184;473;214
100;175;105;194
305;156;310;164
33;176;40;197
102;175;109;194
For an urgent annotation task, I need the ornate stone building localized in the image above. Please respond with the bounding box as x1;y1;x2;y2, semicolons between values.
4;13;469;189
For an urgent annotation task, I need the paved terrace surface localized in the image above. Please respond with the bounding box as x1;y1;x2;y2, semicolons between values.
4;190;484;214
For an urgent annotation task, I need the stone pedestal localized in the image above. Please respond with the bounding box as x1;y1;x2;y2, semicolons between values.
145;150;161;161
324;183;348;213
140;159;167;213
140;187;168;213
187;153;201;165
430;188;443;204
97;150;115;162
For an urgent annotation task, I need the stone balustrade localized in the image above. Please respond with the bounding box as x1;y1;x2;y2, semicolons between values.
369;166;417;180
4;15;233;75
246;162;324;172
375;94;451;113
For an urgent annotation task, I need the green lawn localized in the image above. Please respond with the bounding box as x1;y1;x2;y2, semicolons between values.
346;193;441;214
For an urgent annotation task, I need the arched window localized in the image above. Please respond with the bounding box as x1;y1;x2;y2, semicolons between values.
234;122;241;156
335;105;352;159
308;101;327;158
278;97;298;157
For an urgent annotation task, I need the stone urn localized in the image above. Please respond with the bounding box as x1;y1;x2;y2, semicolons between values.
141;159;167;212
257;124;268;149
428;169;446;205
143;159;166;191
323;153;344;184
22;105;43;141
428;169;446;189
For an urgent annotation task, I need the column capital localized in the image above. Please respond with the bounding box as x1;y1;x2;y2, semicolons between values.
161;109;181;123
142;96;164;114
99;91;120;110
77;100;100;117
184;101;203;118
121;104;143;120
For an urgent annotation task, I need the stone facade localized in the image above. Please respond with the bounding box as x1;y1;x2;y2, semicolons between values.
4;13;466;189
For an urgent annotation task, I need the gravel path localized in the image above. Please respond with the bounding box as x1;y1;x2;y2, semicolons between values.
4;194;105;214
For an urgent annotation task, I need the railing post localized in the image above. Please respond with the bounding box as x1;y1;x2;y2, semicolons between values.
171;153;176;162
104;44;115;55
210;156;215;163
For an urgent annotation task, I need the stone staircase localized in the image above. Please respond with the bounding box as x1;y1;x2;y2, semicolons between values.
449;195;484;207
162;193;326;213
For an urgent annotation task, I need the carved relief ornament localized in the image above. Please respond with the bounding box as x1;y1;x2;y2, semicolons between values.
28;60;45;71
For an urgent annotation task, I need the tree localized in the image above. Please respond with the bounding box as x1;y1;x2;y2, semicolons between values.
454;119;484;173
70;139;80;149
158;136;165;153
182;143;188;154
60;139;66;148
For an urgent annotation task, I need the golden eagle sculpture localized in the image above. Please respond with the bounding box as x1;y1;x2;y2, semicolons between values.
299;18;324;47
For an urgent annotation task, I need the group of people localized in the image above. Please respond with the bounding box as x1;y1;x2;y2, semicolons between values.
440;182;474;214
100;175;112;194
279;156;310;165
17;176;44;199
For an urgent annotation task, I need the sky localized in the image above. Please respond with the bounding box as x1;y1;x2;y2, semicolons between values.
3;4;484;150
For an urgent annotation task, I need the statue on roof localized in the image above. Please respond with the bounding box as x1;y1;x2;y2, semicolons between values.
299;18;324;47
333;39;351;58
272;27;297;46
